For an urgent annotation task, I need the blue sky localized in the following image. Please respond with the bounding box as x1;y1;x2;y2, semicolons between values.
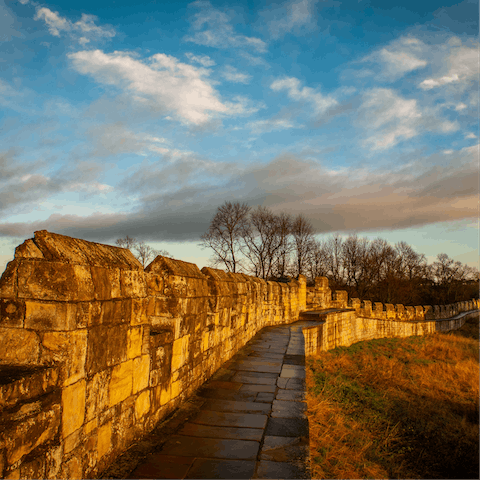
0;0;478;272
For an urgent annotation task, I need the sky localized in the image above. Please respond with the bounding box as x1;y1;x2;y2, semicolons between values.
0;0;478;273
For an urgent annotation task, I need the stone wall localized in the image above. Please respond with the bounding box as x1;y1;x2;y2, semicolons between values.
303;277;479;355
1;233;477;479
0;231;306;480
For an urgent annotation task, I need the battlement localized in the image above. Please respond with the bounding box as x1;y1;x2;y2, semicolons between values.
306;276;479;321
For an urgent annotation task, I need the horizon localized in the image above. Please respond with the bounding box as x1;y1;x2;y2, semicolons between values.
0;0;478;274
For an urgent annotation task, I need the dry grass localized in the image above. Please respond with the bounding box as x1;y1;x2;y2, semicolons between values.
306;317;479;479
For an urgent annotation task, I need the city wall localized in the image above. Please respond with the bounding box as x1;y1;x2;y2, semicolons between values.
0;231;478;479
303;277;479;355
0;231;306;479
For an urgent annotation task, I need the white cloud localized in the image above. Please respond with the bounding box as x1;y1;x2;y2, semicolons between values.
418;42;477;91
247;118;297;134
465;133;477;139
68;50;238;126
185;1;267;52
185;52;215;67
264;0;316;39
222;65;251;84
442;149;454;154
362;36;428;80
34;7;115;44
271;76;337;117
359;88;459;151
455;103;468;111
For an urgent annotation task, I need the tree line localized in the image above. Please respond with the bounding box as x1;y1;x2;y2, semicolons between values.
200;202;479;306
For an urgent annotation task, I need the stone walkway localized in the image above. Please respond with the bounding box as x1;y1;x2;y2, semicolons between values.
121;320;320;479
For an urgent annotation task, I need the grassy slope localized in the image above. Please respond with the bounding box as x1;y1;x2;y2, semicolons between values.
306;317;480;479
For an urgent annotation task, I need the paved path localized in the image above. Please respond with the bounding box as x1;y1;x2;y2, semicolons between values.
123;319;320;479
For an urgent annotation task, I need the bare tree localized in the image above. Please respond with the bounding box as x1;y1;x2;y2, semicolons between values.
271;212;293;279
115;236;170;268
291;214;315;278
242;207;288;279
324;233;345;287
115;236;137;250
305;240;328;283
200;201;251;273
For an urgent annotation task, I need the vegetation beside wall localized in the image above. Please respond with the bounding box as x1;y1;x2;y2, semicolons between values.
306;317;480;479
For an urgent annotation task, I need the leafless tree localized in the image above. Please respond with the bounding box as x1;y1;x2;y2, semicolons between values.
323;233;345;287
115;236;170;268
242;207;289;279
200;201;251;273
271;212;293;279
291;214;315;278
115;236;137;250
305;240;328;283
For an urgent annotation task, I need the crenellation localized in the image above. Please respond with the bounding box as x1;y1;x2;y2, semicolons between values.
405;306;415;321
385;303;395;319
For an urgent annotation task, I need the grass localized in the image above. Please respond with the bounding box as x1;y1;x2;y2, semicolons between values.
306;316;480;479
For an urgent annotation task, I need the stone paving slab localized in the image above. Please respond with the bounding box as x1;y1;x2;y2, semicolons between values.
159;435;260;459
196;387;257;402
190;410;269;429
271;400;307;418
186;459;256;479
254;460;308;479
232;372;278;385
201;399;272;414
178;423;264;441
239;383;277;393
109;319;322;480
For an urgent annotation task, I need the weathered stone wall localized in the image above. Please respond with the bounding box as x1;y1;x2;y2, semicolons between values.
306;277;480;321
0;231;306;479
303;277;479;355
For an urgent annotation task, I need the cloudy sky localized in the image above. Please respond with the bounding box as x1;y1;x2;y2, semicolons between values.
0;0;478;272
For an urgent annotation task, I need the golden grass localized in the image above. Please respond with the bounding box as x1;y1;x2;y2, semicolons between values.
306;317;480;479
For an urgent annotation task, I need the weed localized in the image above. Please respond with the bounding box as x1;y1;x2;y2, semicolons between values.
306;317;480;479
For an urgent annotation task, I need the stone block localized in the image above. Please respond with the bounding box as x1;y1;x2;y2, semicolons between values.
423;305;434;319
414;306;424;320
86;324;128;375
90;267;121;300
63;455;82;480
102;299;130;325
3;393;61;466
62;379;86;438
130;298;148;325
25;301;76;331
86;371;109;422
362;300;372;316
17;261;94;301
385;304;395;319
0;328;40;364
109;360;133;407
0;260;19;298
41;330;87;386
171;335;190;372
19;455;46;480
127;326;143;360
14;239;44;259
120;270;147;298
145;273;164;295
133;355;150;394
97;421;112;459
0;300;25;328
135;390;151;420
405;306;415;320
